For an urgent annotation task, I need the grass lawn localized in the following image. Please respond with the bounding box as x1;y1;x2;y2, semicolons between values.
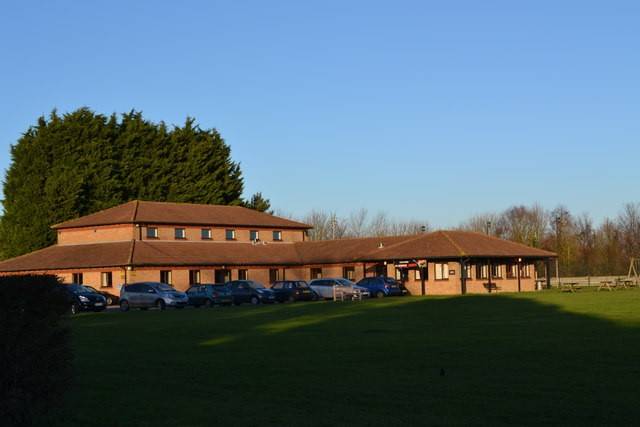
41;289;640;426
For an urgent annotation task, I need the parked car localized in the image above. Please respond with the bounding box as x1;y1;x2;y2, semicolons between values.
60;284;107;314
270;280;318;302
84;285;119;305
119;282;188;311
186;284;233;307
355;276;405;298
226;280;277;305
308;278;370;300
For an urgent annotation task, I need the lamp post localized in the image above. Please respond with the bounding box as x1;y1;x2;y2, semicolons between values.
485;221;492;235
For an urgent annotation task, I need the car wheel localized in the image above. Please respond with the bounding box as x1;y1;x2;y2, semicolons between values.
250;296;260;305
105;296;113;305
204;299;213;308
120;300;130;312
376;291;385;298
288;295;295;303
70;303;79;315
156;299;166;310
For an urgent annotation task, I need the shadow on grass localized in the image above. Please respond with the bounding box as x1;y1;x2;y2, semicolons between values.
41;291;640;427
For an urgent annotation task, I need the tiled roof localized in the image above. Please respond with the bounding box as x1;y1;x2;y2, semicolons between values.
0;241;133;272
51;200;311;230
0;230;555;273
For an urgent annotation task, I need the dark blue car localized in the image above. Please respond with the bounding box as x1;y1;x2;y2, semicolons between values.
355;277;404;298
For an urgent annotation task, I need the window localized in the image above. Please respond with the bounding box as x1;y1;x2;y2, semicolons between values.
175;228;186;239
310;268;322;280
238;269;248;280
147;227;158;239
476;264;489;279
201;228;212;240
269;268;279;283
463;264;473;280
250;230;259;241
395;268;402;280
225;229;236;240
435;263;449;280
189;270;201;285
72;273;83;284
343;266;355;281
507;264;517;279
100;272;112;288
415;269;421;280
491;264;502;279
273;230;282;241
160;270;172;284
521;263;531;278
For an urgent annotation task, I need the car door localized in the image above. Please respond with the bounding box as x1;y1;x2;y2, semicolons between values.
314;280;330;299
239;282;253;302
126;284;141;307
140;283;157;306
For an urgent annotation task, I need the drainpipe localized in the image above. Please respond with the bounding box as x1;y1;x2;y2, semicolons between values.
460;258;467;295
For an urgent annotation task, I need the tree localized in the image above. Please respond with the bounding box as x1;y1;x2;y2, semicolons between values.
0;108;258;259
244;192;272;213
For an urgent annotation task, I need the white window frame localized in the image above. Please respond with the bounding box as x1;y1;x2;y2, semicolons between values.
201;228;212;240
100;272;112;288
435;263;449;280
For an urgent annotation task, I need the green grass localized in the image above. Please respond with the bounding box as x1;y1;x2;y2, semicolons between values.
41;290;640;426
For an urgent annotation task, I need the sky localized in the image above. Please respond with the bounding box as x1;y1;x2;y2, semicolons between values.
1;0;638;227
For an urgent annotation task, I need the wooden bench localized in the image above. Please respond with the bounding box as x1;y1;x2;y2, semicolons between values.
561;282;581;293
483;283;502;293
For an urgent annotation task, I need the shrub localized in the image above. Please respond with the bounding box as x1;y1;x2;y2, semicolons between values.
0;275;73;426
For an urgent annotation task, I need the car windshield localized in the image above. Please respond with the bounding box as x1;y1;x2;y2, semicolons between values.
383;278;398;285
248;281;265;289
83;286;99;294
69;284;92;295
155;283;174;292
336;279;355;286
294;281;309;288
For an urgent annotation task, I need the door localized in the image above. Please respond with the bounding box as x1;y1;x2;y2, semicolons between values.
140;284;157;306
215;269;231;284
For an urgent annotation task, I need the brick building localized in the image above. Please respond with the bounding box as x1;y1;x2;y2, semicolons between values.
0;200;556;296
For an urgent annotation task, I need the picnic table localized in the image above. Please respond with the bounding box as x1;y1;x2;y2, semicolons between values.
598;280;614;291
615;278;636;289
483;282;501;293
560;282;581;293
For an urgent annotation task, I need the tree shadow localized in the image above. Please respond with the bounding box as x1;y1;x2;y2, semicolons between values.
43;291;640;426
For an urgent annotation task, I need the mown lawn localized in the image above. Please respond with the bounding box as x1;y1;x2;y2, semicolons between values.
41;289;640;426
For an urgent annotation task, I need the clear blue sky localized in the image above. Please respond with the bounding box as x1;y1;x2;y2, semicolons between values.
1;1;638;227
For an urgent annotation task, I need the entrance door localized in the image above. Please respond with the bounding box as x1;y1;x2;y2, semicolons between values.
215;269;231;284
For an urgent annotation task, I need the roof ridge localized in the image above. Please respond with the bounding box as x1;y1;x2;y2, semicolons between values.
440;230;466;257
131;200;140;222
127;240;136;266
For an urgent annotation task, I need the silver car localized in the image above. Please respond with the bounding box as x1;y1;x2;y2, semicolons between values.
308;278;370;300
120;282;188;311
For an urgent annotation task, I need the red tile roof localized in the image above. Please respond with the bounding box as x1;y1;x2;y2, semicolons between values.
52;200;311;230
0;230;555;273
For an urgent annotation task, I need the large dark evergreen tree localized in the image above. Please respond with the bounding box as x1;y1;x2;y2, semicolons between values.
0;108;268;259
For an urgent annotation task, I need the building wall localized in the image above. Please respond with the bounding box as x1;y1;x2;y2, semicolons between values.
5;261;539;298
140;225;305;242
57;224;136;245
